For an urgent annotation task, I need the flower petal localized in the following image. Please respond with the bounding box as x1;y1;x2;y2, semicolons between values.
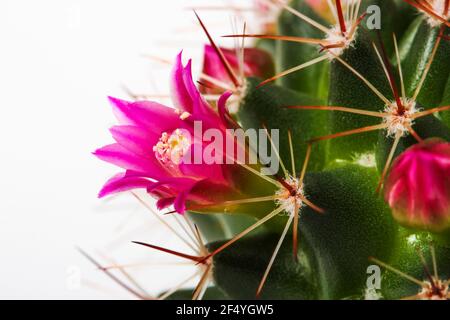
182;59;211;115
93;143;166;179
170;52;214;117
178;144;227;183
202;44;230;87
110;125;159;158
217;91;233;125
108;96;185;133
156;197;176;210
202;44;274;88
170;52;193;112
98;172;154;198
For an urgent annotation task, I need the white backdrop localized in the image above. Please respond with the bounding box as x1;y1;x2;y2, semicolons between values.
0;0;256;299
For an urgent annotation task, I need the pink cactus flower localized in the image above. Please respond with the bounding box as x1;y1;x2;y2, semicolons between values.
385;139;450;232
200;44;274;96
94;52;241;214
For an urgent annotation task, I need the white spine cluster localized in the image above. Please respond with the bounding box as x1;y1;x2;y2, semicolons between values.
383;98;420;137
275;176;305;216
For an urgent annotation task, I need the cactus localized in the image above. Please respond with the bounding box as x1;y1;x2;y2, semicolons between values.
94;0;450;300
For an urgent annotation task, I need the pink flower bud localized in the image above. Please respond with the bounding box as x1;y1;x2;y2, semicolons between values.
201;45;274;95
385;139;450;232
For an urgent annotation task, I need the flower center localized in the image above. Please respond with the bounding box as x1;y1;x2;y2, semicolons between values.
383;98;419;137
153;129;191;165
276;176;305;216
419;278;449;300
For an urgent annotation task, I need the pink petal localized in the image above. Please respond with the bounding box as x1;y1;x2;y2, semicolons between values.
93;143;166;179
110;125;159;158
182;59;213;116
174;190;190;214
156;197;176;210
202;44;231;86
170;52;214;117
98;172;154;198
217;91;233;125
242;47;275;79
108;96;185;133
170;52;193;112
202;44;274;88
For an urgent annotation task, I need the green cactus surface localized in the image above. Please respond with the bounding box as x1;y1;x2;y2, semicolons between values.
95;0;450;301
185;0;450;300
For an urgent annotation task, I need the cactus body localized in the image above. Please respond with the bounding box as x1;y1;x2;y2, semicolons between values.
196;0;450;300
95;0;450;300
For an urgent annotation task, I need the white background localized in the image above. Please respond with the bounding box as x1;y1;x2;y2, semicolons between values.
0;0;256;299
